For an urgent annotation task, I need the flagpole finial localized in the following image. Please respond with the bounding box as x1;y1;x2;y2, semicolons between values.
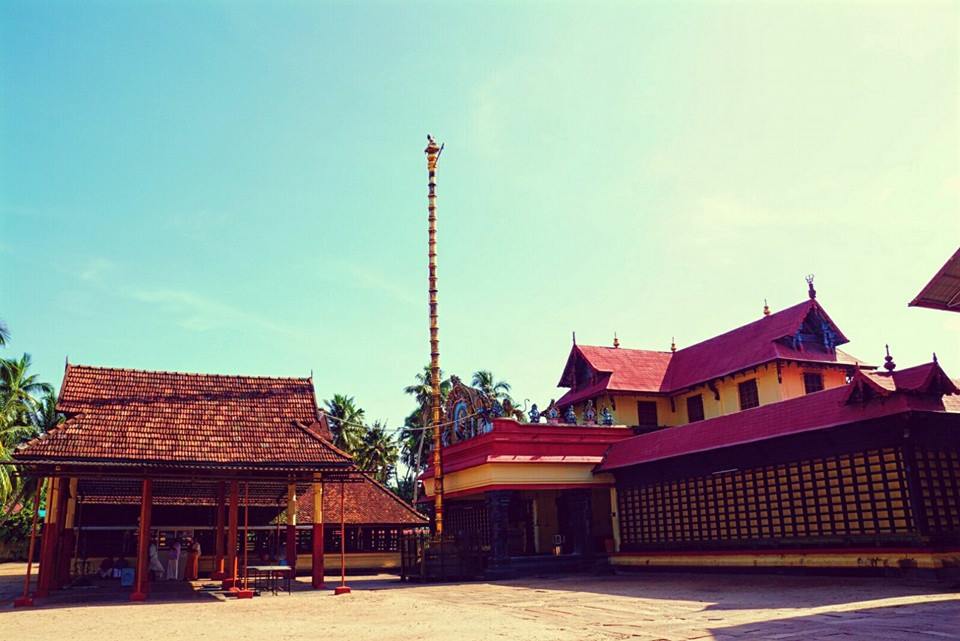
806;274;816;300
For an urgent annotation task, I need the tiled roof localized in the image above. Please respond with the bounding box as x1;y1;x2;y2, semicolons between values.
559;299;862;403
76;475;427;526
296;475;428;525
598;361;960;472
15;364;351;467
910;248;960;313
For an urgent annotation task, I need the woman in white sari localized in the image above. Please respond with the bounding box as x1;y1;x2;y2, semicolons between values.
165;538;181;580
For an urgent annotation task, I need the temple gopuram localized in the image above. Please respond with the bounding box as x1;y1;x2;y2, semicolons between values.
11;365;426;603
421;281;960;577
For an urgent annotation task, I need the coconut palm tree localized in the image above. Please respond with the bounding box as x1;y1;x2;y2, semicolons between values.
0;320;9;347
356;420;399;485
402;365;451;504
471;370;511;401
322;394;366;454
0;356;55;508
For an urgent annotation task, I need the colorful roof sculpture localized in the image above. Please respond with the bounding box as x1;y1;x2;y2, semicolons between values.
15;364;352;468
558;297;869;406
910;248;960;313
597;360;960;472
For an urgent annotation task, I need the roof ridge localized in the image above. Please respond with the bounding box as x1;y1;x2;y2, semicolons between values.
292;420;355;462
14;413;82;454
354;470;429;522
674;299;813;355
65;363;311;383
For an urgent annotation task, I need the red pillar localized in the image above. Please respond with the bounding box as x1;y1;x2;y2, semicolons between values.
211;481;226;580
285;482;297;574
35;477;63;597
223;480;239;589
311;475;325;589
130;479;153;602
13;482;43;607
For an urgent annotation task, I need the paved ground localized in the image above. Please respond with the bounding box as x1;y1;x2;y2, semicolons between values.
1;563;958;640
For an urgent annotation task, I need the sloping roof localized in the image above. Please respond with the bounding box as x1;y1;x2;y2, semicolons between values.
296;475;428;525
598;361;960;472
76;475;427;526
559;299;860;404
15;364;351;467
910;248;960;313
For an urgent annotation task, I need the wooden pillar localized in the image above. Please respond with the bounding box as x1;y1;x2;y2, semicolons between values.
286;482;298;573
130;479;153;601
311;474;325;589
212;481;226;579
13;482;44;607
224;480;239;589
334;479;351;594
35;476;63;597
236;482;253;598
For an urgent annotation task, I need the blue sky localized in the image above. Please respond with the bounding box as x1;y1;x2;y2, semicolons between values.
2;1;958;428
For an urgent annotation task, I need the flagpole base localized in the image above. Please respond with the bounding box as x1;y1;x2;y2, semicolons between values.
334;585;352;595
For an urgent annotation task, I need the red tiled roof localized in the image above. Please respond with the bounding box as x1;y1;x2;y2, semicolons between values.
910;248;960;313
598;362;960;472
15;364;351;467
77;475;427;526
296;475;427;525
559;299;862;404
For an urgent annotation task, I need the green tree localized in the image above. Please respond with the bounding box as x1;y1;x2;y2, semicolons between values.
471;370;511;401
401;365;450;505
0;355;55;508
322;394;366;453
356;420;399;485
0;320;9;347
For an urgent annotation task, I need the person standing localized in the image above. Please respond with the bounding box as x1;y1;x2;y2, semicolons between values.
148;541;164;580
185;538;201;581
166;537;181;581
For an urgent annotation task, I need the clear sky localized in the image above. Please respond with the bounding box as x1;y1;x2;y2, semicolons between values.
2;1;958;429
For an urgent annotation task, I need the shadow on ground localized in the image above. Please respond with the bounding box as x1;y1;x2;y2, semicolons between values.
711;598;960;640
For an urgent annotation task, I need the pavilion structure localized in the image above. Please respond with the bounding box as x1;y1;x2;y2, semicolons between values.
9;364;425;605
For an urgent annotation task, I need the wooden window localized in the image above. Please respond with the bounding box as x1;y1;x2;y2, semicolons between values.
686;394;705;423
738;379;760;410
803;372;824;394
637;401;659;427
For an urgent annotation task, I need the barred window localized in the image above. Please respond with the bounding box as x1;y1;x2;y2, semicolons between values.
637;401;659;427
803;373;824;394
738;379;760;410
686;395;704;423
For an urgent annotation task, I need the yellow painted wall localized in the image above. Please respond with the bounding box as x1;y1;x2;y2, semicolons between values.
423;463;614;498
612;550;960;571
580;361;851;428
779;362;849;400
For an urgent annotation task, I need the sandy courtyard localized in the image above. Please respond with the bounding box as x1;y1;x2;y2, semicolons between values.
1;563;959;641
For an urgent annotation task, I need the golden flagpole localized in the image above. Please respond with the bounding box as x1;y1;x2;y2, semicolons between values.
425;135;444;541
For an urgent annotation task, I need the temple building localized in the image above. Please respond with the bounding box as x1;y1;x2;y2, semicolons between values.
421;282;960;576
12;365;426;602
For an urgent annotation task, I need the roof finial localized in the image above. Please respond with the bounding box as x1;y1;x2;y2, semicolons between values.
933;352;938;364
670;336;676;353
613;332;620;349
806;274;816;300
883;344;896;372
572;331;576;345
763;298;771;317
